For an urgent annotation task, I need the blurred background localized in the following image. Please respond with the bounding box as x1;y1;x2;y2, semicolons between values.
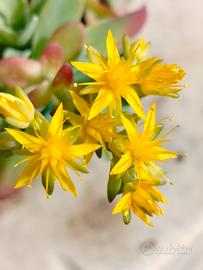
0;0;202;269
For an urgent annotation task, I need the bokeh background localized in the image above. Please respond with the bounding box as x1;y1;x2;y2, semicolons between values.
0;0;202;269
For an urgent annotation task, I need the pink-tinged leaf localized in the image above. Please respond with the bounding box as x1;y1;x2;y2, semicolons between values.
28;80;50;108
50;22;85;61
52;63;73;89
0;57;42;88
40;42;64;77
85;6;147;54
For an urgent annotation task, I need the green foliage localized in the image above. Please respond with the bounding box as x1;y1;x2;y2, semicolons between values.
32;0;86;58
85;6;146;53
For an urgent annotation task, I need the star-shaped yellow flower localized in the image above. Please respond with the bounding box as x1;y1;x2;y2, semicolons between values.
112;171;167;226
71;30;145;120
134;58;185;97
6;103;101;196
110;103;177;178
66;91;120;163
68;91;119;144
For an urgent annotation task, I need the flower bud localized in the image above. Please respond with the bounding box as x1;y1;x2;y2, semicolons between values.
107;175;122;202
52;63;73;90
40;42;64;79
0;87;35;129
123;209;131;225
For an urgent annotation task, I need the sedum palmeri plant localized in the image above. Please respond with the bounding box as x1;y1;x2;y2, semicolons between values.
0;30;185;226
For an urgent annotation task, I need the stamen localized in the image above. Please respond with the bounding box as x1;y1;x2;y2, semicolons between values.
159;125;180;139
149;162;171;184
14;156;33;167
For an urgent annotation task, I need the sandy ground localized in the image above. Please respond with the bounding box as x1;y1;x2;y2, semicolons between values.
0;0;203;269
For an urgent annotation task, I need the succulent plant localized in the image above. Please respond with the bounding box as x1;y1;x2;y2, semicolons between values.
0;0;146;106
0;0;147;197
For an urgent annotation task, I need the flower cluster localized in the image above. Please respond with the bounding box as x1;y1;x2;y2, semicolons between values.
0;30;185;225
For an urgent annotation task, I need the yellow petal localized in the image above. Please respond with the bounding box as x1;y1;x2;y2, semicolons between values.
109;96;122;116
156;148;177;160
79;85;100;95
149;187;167;203
54;164;77;197
85;44;106;68
6;128;44;152
120;113;138;139
15;86;34;111
112;193;132;214
122;86;145;119
5;118;31;129
71;61;103;80
88;88;112;120
48;103;64;136
132;205;152;226
106;30;120;67
70;91;89;117
144;103;156;133
68;143;101;157
62;126;81;144
64;111;82;126
110;151;132;175
15;160;40;188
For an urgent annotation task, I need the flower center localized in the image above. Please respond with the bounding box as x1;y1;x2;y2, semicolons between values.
41;136;65;160
127;137;159;162
104;64;131;92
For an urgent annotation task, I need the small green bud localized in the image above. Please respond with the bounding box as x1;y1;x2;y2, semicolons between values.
123;209;131;225
122;34;131;59
107;175;122;203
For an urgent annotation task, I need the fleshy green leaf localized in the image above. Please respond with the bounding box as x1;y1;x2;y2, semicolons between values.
32;0;86;58
50;22;84;61
0;0;28;29
85;6;147;54
30;0;47;14
0;15;38;47
0;57;42;88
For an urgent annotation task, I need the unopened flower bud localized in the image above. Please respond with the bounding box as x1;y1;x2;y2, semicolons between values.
41;42;64;78
0;87;35;128
123;209;131;225
52;63;73;90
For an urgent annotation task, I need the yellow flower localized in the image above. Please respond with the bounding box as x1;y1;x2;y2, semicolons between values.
0;87;34;128
6;103;101;196
71;30;145;120
112;171;167;226
134;58;185;97
66;91;119;163
69;91;119;144
110;103;177;178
